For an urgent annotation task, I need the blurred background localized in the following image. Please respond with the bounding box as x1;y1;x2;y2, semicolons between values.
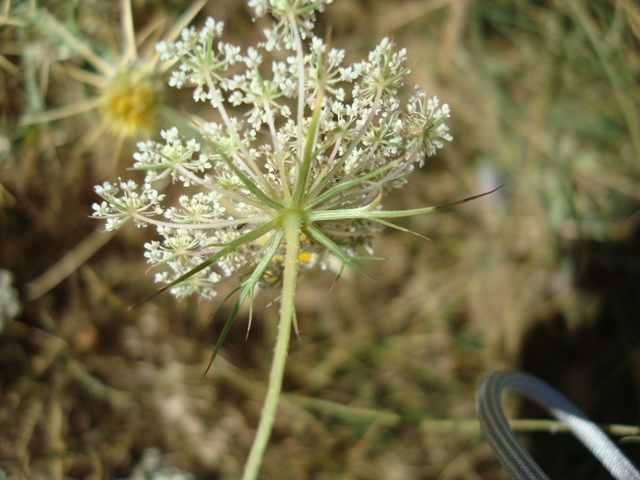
1;0;639;478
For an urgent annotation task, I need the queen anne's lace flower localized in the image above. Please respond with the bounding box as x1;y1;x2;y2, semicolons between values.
92;0;452;300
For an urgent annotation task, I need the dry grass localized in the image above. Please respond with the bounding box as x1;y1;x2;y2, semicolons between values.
1;1;639;478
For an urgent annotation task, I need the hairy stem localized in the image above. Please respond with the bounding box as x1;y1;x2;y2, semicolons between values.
242;211;302;480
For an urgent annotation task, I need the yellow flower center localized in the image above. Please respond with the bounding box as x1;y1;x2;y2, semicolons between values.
100;69;158;137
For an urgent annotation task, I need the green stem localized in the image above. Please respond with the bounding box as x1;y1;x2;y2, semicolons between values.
242;211;302;480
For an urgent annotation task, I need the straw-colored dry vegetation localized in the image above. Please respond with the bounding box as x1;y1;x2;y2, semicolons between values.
1;0;639;478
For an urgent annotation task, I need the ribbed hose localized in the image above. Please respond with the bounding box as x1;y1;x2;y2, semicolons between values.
476;370;640;480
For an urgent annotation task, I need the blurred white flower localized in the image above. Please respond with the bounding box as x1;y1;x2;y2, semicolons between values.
0;269;21;331
123;447;194;480
18;0;207;156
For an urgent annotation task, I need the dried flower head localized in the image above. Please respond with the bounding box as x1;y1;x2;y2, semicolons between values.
93;0;453;302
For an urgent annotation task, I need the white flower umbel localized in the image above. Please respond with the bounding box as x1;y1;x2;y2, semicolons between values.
92;1;488;478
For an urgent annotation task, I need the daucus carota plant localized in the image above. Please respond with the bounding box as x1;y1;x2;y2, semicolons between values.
92;0;483;477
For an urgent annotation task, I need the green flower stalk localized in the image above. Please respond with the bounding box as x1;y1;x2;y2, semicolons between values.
92;0;472;477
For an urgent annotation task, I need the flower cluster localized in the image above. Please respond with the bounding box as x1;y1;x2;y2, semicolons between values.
92;0;452;300
19;0;207;145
